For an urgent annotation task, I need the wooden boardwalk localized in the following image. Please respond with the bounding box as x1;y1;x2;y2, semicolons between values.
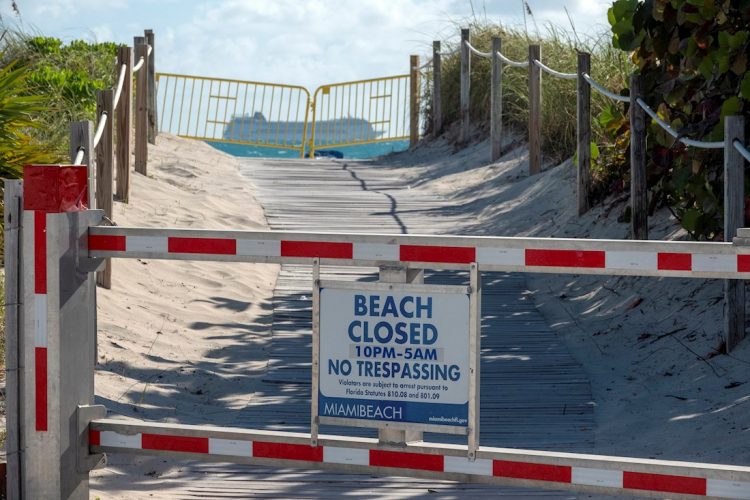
179;157;596;498
93;157;599;498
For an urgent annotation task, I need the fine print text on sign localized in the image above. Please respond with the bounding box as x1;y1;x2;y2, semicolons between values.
316;282;471;431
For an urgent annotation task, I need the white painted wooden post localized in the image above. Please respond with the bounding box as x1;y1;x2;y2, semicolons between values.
4;179;22;500
19;165;104;499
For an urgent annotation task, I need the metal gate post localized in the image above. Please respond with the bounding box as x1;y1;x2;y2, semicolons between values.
377;265;424;444
19;165;104;499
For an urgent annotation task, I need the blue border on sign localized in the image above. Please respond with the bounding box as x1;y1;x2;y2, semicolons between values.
319;394;468;426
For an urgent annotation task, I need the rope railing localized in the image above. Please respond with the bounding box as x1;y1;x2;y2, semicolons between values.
636;97;724;149
734;139;750;163
533;59;576;80
439;47;459;57
464;40;491;58
92;111;108;148
133;56;145;73
112;63;127;109
583;73;630;103
495;51;528;68
73;147;85;166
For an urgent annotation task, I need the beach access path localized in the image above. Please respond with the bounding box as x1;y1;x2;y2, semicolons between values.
90;138;608;498
211;156;599;497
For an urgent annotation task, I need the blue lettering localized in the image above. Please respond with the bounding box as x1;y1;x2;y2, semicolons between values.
400;296;414;318
416;296;432;318
422;323;438;345
382;296;398;317
369;295;380;316
348;320;362;341
354;295;367;315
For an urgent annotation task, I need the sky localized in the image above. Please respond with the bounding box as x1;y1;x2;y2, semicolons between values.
0;0;613;90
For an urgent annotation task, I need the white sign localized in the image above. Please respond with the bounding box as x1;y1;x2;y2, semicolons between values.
315;281;471;430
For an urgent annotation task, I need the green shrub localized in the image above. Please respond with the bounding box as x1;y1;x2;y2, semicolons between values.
0;60;56;178
608;0;750;239
428;21;633;166
1;30;117;160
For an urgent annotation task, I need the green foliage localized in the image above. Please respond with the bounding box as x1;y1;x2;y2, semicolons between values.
608;0;750;239
429;21;633;167
1;30;117;160
0;61;56;179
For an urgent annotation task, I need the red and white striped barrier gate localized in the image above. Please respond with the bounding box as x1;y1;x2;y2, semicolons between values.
7;164;750;499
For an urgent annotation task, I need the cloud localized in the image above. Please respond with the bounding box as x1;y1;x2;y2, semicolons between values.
30;0;128;19
3;0;613;90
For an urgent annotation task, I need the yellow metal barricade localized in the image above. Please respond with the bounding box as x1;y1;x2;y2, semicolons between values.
156;72;311;157
155;72;413;157
308;75;411;156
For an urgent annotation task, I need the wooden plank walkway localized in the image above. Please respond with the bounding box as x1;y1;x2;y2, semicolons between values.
94;157;600;498
237;158;594;451
157;157;596;498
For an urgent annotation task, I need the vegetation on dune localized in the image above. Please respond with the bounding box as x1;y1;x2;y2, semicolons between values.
428;1;750;240
609;0;750;240
425;20;635;203
0;30;117;163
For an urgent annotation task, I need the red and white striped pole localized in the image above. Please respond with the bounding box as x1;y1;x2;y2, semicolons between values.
19;165;103;499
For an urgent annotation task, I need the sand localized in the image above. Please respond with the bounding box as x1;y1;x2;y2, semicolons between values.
90;134;278;497
89;130;750;497
378;136;750;466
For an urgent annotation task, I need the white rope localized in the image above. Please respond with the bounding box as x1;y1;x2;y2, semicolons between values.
463;40;491;58
133;56;145;72
147;44;152;56
495;51;528;68
734;140;750;163
93;112;108;148
533;59;576;79
73;147;85;166
583;73;630;103
636;98;724;149
112;63;127;110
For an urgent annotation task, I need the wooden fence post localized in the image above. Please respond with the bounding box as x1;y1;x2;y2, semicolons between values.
70;120;95;208
528;44;542;175
96;89;114;289
577;52;591;215
490;37;503;162
432;41;442;136
724;115;746;352
115;46;133;202
134;37;149;175
4;179;22;500
410;55;419;148
629;74;648;240
460;28;470;144
145;29;157;143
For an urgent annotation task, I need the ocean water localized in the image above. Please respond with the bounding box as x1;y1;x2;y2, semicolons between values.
206;139;409;160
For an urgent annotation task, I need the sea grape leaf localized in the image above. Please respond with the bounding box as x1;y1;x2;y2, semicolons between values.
721;96;741;119
590;141;600;161
741;71;750;100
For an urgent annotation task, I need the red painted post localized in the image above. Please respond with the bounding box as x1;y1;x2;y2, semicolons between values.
20;165;103;499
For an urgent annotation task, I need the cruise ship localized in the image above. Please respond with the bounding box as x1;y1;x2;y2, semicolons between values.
223;112;383;146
